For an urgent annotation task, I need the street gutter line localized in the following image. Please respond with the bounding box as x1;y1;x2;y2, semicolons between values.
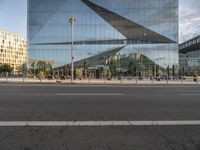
1;121;200;126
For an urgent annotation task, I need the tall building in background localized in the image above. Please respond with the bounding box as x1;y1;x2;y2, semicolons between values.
0;29;27;74
179;35;200;75
28;0;178;77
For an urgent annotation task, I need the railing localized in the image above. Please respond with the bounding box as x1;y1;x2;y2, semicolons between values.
0;76;199;85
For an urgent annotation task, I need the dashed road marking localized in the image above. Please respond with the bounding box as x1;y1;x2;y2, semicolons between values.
56;93;123;96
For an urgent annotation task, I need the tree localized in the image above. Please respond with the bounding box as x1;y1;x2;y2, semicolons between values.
75;69;83;79
152;66;155;77
128;61;135;76
182;66;185;76
109;59;120;77
27;68;34;78
107;70;112;79
99;67;104;78
36;61;53;77
167;66;170;77
83;60;87;78
37;70;45;80
30;61;37;77
156;65;160;77
172;65;175;77
0;64;13;74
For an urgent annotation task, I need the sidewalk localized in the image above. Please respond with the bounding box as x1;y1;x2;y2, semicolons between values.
0;78;199;85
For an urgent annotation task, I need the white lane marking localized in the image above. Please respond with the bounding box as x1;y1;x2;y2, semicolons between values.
0;121;200;126
180;94;200;96
56;93;123;96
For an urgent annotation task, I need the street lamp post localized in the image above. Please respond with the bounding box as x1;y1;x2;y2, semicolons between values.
69;17;76;83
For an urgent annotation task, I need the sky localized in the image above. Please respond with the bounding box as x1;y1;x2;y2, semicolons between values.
179;0;200;42
0;0;27;36
0;0;199;43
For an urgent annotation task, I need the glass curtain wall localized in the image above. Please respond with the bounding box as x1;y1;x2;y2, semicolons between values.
28;0;179;78
179;50;200;76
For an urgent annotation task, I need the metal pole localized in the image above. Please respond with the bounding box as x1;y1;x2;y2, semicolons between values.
89;70;91;84
69;17;76;84
167;74;169;84
71;23;74;83
181;75;183;85
23;64;25;83
120;74;122;85
33;67;35;78
23;73;25;83
6;72;8;82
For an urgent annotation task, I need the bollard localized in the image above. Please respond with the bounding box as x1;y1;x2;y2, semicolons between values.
167;76;169;85
136;76;138;84
23;74;25;83
6;72;8;82
181;76;183;85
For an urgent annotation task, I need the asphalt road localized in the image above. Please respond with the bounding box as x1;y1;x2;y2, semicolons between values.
0;84;200;150
0;84;200;121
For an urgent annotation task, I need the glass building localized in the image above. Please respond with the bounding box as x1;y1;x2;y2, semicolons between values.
28;0;179;77
179;35;200;76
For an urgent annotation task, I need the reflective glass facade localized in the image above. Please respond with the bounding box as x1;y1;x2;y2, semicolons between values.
179;50;200;75
28;0;179;76
179;36;200;75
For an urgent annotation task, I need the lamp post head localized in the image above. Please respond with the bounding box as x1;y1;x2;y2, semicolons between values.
69;17;76;25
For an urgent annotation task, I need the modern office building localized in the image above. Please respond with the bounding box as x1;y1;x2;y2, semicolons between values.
28;0;179;77
179;35;200;75
0;29;27;74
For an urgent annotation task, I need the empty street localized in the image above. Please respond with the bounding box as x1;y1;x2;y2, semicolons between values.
0;84;200;149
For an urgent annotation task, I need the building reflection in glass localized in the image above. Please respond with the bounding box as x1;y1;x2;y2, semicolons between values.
28;0;179;78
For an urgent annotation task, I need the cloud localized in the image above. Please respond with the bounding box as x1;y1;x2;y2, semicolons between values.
179;0;200;43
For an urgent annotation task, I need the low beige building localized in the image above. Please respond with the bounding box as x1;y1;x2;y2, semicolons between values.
0;29;27;74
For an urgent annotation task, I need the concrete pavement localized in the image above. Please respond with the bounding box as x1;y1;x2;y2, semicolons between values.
1;126;200;150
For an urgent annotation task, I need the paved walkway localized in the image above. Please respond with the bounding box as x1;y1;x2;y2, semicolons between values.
0;78;199;85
